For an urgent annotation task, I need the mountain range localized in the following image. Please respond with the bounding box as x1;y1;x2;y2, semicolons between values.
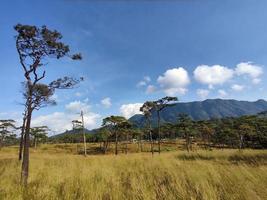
129;99;267;127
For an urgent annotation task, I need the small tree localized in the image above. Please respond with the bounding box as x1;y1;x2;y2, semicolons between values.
196;121;214;149
0;120;16;149
234;116;256;150
15;24;82;185
118;120;132;154
96;128;111;154
102;116;127;155
140;101;154;155
152;96;178;154
30;126;49;148
177;113;194;152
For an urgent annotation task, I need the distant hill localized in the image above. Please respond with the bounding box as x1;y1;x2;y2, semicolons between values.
129;99;267;127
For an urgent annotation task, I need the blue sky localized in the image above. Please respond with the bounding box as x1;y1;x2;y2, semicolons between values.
1;0;267;133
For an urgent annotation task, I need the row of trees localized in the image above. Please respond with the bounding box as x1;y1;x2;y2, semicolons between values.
47;97;267;156
87;112;267;155
0;121;49;149
48;97;266;156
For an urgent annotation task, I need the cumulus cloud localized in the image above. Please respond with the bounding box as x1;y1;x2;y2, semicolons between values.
236;62;263;78
157;67;190;96
218;89;228;97
194;65;234;87
197;89;210;100
119;103;143;119
30;100;101;134
235;62;263;84
32;111;100;134
101;97;112;108
146;85;156;94
65;101;91;113
137;76;151;87
231;84;244;91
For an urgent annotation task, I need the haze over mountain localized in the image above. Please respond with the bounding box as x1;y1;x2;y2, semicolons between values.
129;99;267;127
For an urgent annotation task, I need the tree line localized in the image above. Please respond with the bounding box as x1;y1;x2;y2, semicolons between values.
49;98;267;155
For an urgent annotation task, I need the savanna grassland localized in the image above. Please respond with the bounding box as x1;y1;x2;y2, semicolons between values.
0;143;266;200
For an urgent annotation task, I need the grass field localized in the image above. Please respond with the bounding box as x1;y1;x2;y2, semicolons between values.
0;144;266;200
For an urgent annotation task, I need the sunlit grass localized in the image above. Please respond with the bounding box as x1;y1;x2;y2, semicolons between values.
0;144;266;200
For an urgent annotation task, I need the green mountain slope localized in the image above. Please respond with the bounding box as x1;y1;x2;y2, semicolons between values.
129;99;267;127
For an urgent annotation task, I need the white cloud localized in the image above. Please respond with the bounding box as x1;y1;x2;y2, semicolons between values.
231;84;244;91
137;76;151;87
31;100;101;134
32;111;100;134
119;103;143;119
194;65;234;86
163;88;188;96
157;67;190;95
197;89;210;100
65;101;91;113
236;62;263;78
101;97;112;108
137;81;146;87
235;62;263;85
252;78;261;84
146;85;156;94
218;89;228;97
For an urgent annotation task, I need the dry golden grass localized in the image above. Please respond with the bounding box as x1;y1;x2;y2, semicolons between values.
0;144;266;200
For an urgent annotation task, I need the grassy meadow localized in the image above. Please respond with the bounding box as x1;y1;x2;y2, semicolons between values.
0;143;266;200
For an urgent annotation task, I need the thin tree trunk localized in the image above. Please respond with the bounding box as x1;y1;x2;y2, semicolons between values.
125;132;128;154
81;111;87;156
138;133;142;152
137;137;140;152
115;131;118;155
21;107;32;186
148;118;154;156
239;134;244;150
185;129;189;152
157;111;161;154
19;116;26;161
140;134;143;152
0;135;3;150
34;136;37;149
104;140;109;154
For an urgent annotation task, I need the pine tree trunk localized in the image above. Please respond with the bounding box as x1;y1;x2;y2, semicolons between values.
115;131;118;155
21;107;32;186
34;136;37;149
138;133;141;152
19;116;26;161
125;132;128;154
104;140;109;154
149;119;154;155
185;130;189;153
0;135;3;150
157;111;161;154
239;134;244;150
